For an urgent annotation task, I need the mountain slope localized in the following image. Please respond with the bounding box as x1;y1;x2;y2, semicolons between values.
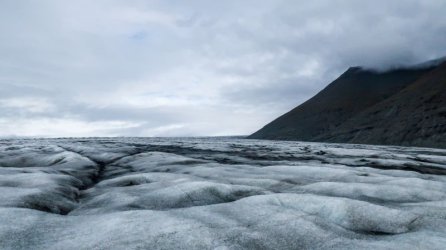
319;61;446;148
249;59;446;148
249;65;435;140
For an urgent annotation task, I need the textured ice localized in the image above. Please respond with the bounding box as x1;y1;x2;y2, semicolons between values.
0;138;446;249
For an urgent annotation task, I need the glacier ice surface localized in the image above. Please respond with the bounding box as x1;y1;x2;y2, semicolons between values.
0;138;446;249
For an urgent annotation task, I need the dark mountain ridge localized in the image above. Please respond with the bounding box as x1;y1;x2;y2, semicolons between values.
249;58;446;148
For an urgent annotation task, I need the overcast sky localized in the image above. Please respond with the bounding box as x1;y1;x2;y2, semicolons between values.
1;0;446;137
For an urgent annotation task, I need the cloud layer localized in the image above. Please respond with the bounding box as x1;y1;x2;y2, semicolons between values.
1;0;445;137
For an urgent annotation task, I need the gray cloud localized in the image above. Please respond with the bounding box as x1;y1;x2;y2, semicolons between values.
0;0;445;137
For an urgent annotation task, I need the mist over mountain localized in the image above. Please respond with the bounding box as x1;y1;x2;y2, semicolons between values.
249;57;446;148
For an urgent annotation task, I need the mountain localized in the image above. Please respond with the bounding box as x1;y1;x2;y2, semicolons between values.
249;58;446;148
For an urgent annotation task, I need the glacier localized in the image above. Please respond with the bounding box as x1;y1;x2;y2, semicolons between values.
0;137;446;249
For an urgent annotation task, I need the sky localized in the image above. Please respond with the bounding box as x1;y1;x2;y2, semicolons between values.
1;0;446;137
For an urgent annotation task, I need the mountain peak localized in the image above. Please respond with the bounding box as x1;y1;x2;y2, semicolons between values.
249;57;446;148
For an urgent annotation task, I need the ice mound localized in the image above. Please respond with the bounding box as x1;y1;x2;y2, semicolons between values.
256;194;419;234
0;138;445;249
296;181;446;203
71;180;269;214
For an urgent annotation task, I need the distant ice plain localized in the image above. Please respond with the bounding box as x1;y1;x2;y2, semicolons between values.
1;137;446;249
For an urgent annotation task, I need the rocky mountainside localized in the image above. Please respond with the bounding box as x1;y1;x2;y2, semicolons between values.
249;59;446;148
